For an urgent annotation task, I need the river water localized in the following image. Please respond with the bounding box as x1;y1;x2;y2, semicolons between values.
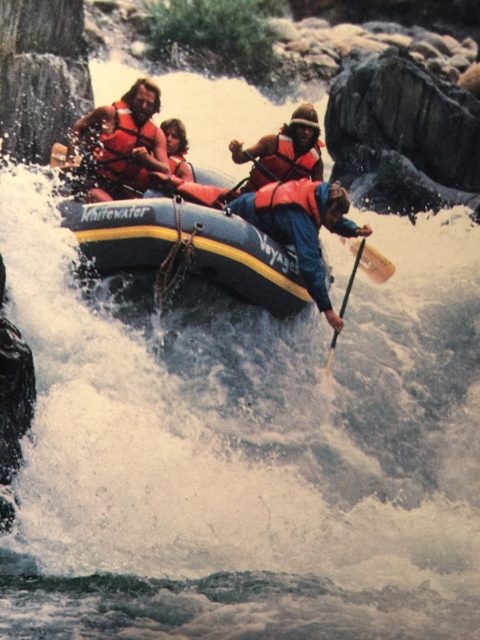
0;60;479;639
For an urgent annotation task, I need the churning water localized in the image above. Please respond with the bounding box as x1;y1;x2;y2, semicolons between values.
0;61;479;639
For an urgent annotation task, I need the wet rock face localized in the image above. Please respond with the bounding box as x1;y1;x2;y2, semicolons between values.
0;0;93;164
0;313;36;532
0;254;35;534
325;48;480;218
0;318;35;485
0;256;5;308
7;0;86;57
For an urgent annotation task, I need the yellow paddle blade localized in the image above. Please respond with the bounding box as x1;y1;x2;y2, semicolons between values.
349;238;396;283
50;142;81;169
50;142;68;168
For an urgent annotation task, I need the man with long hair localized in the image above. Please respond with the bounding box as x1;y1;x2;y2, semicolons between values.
229;102;325;192
69;78;169;202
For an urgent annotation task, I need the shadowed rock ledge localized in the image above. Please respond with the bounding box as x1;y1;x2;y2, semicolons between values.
325;48;480;220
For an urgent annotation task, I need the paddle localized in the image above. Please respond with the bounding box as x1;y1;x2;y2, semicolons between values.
325;238;366;375
347;238;395;284
49;141;135;170
50;142;70;168
49;142;144;198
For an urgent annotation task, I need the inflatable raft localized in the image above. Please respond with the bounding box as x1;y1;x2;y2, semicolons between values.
60;192;331;317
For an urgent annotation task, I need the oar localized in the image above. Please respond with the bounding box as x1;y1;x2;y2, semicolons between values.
49;142;143;197
347;238;395;284
325;238;366;375
49;141;139;170
50;142;76;168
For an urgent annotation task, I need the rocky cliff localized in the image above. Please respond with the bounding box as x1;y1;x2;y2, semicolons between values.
0;0;93;165
326;47;480;220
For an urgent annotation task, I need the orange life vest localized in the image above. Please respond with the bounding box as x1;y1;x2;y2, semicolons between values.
149;172;238;209
254;178;323;227
177;182;238;209
169;154;188;177
93;100;158;191
168;153;195;179
249;135;323;190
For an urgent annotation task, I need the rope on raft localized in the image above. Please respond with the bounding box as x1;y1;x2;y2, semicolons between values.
154;195;202;312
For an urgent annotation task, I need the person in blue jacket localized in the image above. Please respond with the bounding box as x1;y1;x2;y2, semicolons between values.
226;178;372;331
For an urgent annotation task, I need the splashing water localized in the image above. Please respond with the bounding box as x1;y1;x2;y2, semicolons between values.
0;62;479;639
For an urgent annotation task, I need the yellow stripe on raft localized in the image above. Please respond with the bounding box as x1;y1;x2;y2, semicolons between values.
74;225;312;302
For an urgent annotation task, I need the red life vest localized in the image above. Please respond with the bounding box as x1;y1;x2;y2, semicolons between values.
93;100;158;191
249;134;323;190
254;178;323;227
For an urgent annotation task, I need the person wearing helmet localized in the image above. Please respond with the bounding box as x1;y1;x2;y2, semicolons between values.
228;102;325;192
225;178;372;331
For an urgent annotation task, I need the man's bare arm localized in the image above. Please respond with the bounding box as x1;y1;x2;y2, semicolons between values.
229;134;277;163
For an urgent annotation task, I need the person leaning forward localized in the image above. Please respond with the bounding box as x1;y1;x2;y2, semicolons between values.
68;77;170;202
226;179;372;331
228;102;325;192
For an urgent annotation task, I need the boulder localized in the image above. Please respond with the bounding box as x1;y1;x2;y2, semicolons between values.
288;0;480;64
0;312;36;533
458;62;480;98
0;316;35;480
0;252;36;533
325;47;480;219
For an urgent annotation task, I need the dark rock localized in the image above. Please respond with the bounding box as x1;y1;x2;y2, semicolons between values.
335;145;480;218
0;316;35;486
452;0;480;22
288;0;480;29
325;47;480;218
362;21;416;36
0;251;36;533
0;494;15;534
92;0;119;13
0;255;5;307
0;546;40;574
0;0;93;165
